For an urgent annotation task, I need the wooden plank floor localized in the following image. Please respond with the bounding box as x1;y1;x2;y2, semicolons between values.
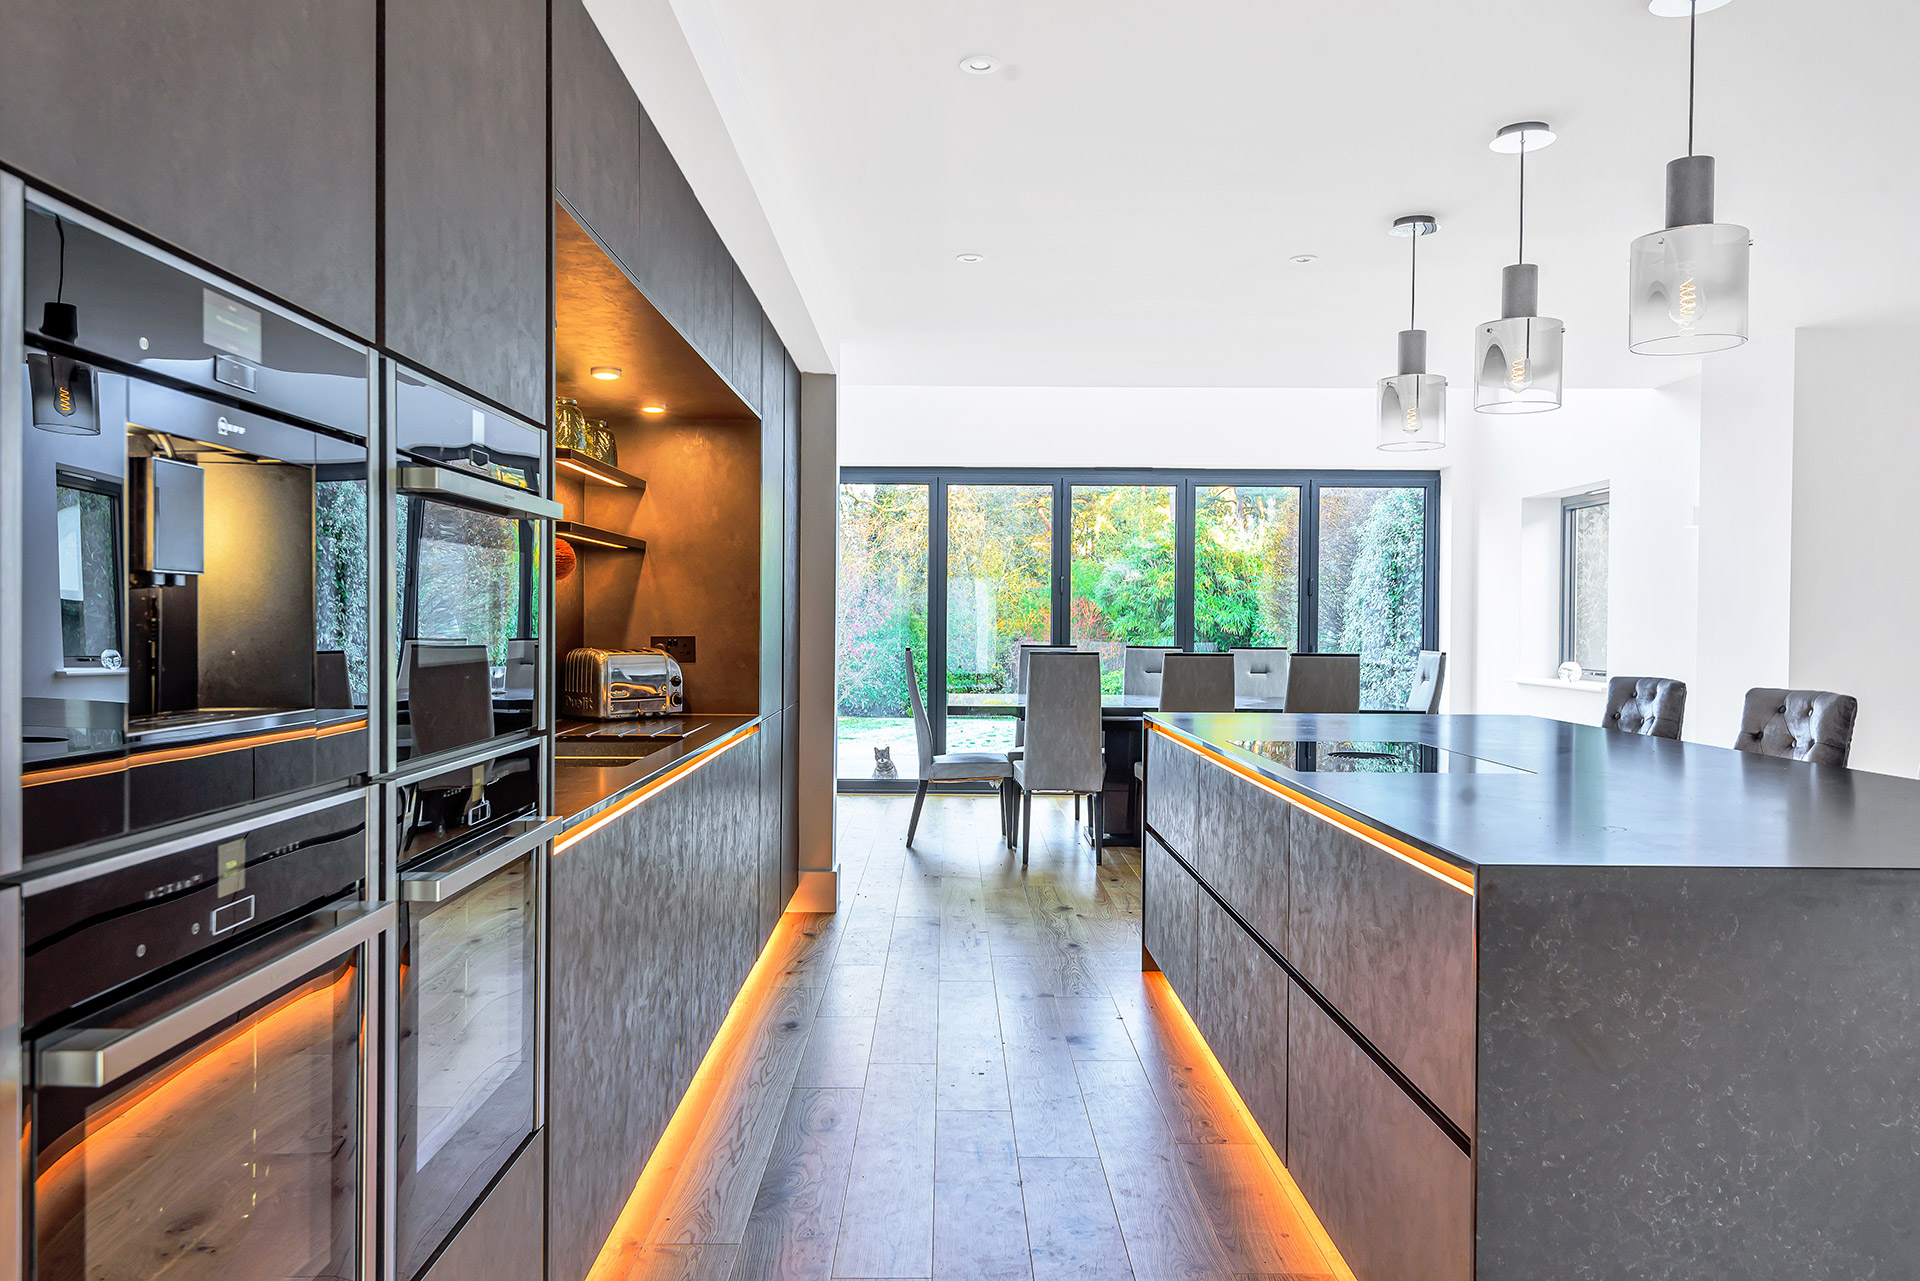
593;794;1348;1281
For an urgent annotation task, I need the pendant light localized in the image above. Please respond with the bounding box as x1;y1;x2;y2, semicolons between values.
1628;0;1749;354
1475;123;1564;414
1377;215;1445;452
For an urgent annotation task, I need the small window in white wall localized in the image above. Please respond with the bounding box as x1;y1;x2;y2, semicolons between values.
1562;491;1609;678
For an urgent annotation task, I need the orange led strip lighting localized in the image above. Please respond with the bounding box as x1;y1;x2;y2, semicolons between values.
553;724;760;852
23;718;370;788
1151;723;1475;895
1145;970;1361;1281
585;908;811;1280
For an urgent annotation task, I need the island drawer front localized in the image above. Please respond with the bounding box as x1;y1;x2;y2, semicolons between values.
1289;980;1474;1281
1145;730;1201;860
1195;757;1290;952
1143;834;1197;994
1288;805;1476;1132
1195;885;1288;1148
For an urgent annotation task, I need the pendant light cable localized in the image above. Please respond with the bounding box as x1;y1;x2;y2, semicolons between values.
1409;226;1417;330
1517;140;1526;265
1687;0;1697;157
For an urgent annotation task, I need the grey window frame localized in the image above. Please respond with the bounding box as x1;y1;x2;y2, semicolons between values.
1560;489;1610;678
837;466;1441;789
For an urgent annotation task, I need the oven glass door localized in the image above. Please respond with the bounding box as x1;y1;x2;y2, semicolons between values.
30;925;367;1281
396;495;540;762
396;848;537;1278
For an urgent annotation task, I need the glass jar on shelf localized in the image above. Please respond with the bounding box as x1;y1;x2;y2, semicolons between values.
586;420;618;467
554;397;589;453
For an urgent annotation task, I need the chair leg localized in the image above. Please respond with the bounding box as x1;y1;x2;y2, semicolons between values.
1021;792;1032;867
1092;793;1104;865
999;780;1013;846
1074;794;1080;821
907;780;929;847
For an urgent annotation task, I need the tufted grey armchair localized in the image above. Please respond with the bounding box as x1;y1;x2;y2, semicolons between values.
1601;676;1688;740
1734;687;1859;767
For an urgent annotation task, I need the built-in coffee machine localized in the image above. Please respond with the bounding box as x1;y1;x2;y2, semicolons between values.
16;194;373;861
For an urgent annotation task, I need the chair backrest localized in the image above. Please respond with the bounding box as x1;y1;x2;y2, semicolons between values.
1602;676;1686;739
1022;650;1105;793
1016;644;1077;694
1122;646;1180;697
903;648;933;772
1405;650;1448;714
1230;648;1289;699
1735;687;1858;767
1160;652;1235;712
1285;653;1361;714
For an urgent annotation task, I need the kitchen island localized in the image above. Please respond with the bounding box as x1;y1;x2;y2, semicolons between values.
1141;712;1920;1281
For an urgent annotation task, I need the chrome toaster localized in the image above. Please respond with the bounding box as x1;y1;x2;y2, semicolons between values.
562;647;685;719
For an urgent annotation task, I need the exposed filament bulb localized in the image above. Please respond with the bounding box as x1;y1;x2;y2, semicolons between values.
1403;403;1420;434
1673;275;1699;329
1509;358;1530;391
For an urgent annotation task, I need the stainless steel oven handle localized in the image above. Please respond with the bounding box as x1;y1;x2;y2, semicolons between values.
397;464;562;521
400;815;563;903
36;903;395;1089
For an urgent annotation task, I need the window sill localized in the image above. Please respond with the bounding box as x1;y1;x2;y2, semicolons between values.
1512;676;1608;692
54;666;125;677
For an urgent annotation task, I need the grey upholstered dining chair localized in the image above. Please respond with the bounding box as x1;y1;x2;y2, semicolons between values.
1404;650;1447;714
1122;646;1181;698
1011;644;1077;759
1601;676;1687;740
1284;653;1361;714
903;649;1016;847
1230;647;1289;699
1734;687;1859;767
1161;652;1235;712
1013;650;1106;865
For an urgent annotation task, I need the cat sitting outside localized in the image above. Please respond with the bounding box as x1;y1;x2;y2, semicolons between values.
872;745;899;779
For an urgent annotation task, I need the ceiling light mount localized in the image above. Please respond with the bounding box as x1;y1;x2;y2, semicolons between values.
1289;254;1319;265
1649;0;1731;15
959;53;1001;74
590;366;621;380
1388;214;1438;238
1489;121;1557;154
955;253;985;264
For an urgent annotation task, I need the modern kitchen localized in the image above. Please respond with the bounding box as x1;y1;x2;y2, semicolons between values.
7;2;1920;1281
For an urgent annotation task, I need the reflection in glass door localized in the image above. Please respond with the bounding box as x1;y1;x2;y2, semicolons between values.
836;483;930;781
1315;485;1428;708
1070;485;1176;691
946;484;1053;754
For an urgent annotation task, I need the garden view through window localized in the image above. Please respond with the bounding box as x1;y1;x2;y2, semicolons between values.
835;469;1437;785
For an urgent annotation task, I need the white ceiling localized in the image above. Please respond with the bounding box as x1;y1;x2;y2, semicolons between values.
665;0;1920;388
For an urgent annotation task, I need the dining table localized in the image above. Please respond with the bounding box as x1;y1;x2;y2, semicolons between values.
946;691;1290;844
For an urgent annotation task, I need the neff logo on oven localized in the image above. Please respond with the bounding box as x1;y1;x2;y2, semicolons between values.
145;873;206;900
216;415;246;436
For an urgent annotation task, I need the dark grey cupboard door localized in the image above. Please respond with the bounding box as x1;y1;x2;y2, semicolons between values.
552;0;642;275
783;351;802;707
0;0;377;337
730;265;764;412
384;0;549;422
637;105;734;375
759;320;787;718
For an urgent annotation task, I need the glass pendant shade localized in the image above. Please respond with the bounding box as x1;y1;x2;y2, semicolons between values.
1627;220;1750;354
1377;373;1446;451
1475;315;1564;414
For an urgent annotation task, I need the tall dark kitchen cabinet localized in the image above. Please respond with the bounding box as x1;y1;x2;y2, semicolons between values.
0;0;379;337
384;0;551;421
553;0;644;278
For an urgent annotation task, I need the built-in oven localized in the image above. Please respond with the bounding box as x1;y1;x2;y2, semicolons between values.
388;365;556;773
14;191;372;862
18;792;380;1281
387;740;555;1280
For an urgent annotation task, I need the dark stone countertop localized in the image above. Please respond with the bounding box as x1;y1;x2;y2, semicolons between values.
554;714;761;828
1148;712;1920;872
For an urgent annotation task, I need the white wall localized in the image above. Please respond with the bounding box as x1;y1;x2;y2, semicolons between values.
1788;328;1920;777
1464;387;1701;726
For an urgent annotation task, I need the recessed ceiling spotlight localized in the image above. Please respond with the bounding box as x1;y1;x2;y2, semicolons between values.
590;366;621;380
640;404;667;415
1488;121;1557;154
1290;254;1319;265
959;53;1001;74
955;253;985;264
1649;0;1731;13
